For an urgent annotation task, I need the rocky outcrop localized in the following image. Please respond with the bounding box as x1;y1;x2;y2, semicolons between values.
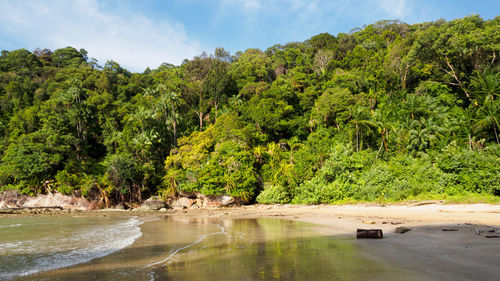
0;190;97;210
167;193;249;209
196;194;250;208
170;197;199;209
0;190;28;208
136;196;167;211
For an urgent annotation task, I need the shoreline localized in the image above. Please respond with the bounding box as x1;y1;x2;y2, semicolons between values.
3;203;500;281
159;203;500;281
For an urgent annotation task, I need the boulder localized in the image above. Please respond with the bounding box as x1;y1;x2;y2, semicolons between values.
197;194;248;208
170;197;197;209
137;196;167;211
0;190;27;208
0;190;95;210
23;193;95;210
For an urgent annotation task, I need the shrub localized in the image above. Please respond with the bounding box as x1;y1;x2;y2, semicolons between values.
256;185;292;204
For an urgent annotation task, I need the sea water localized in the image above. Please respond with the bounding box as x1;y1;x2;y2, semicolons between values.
0;216;142;280
2;216;429;281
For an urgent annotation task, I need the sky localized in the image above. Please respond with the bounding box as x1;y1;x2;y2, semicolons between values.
0;0;498;72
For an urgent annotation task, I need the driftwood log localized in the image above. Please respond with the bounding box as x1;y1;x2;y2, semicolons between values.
357;229;383;239
0;206;63;214
5;206;63;210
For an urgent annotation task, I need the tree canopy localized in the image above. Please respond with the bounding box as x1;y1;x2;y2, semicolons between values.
0;16;499;205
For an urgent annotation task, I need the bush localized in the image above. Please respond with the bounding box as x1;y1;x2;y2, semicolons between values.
256;185;292;204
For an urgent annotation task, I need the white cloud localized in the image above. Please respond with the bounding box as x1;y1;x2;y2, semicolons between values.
0;0;203;72
378;0;409;18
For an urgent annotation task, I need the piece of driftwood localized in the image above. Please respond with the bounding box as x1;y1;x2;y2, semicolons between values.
8;206;63;210
485;235;500;238
395;227;411;234
473;226;480;235
357;229;383;239
409;200;444;207
442;228;459;231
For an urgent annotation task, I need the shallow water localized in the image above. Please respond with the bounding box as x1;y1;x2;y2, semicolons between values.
0;216;141;280
3;216;426;281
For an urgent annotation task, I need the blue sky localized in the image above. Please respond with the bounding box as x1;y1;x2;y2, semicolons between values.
0;0;498;72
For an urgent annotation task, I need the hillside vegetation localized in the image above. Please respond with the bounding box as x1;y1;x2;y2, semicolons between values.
0;15;499;205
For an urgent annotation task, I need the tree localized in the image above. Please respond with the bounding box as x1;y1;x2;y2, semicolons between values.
203;61;237;121
475;98;500;144
52;47;86;68
156;85;182;147
312;87;355;130
313;49;334;75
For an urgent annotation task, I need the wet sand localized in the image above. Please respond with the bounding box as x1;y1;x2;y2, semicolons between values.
159;203;500;281
4;203;500;280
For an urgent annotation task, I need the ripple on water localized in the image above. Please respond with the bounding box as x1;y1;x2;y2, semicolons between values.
0;217;142;280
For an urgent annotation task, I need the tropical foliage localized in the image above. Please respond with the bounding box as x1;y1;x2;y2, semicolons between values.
0;16;499;205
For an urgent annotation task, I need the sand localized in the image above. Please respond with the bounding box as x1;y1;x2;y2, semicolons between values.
161;203;500;281
3;203;499;280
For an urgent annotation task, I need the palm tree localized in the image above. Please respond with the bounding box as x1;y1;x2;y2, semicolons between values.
349;105;375;151
406;117;446;154
470;68;500;102
454;107;477;150
475;98;500;145
156;85;182;147
373;109;395;159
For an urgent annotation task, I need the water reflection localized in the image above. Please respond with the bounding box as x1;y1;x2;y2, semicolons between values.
18;216;422;281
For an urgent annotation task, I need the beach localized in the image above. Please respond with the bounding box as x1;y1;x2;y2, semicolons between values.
2;203;500;280
160;203;500;281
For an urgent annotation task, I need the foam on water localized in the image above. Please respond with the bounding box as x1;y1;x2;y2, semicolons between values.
0;217;142;280
0;224;22;229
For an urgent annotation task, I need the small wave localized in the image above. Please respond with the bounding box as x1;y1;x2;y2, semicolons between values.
0;223;22;229
0;217;142;280
147;224;226;267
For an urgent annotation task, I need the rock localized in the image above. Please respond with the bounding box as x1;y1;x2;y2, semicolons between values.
170;197;196;209
0;190;95;210
136;196;167;211
0;190;28;208
113;203;126;210
23;193;94;210
395;227;411;234
197;194;249;208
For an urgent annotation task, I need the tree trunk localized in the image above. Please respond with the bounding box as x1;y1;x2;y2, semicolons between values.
493;122;499;145
444;56;471;99
356;123;359;152
401;63;409;90
172;104;177;147
468;134;472;151
199;111;203;131
376;138;384;160
173;118;177;147
214;101;218;122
